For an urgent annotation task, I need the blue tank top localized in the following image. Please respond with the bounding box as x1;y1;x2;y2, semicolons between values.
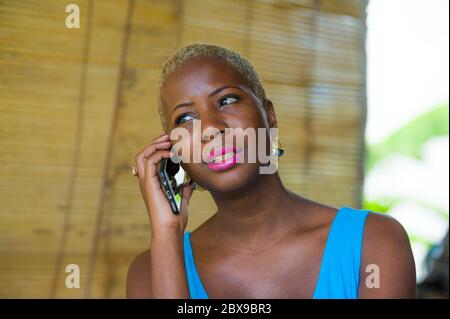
183;206;370;299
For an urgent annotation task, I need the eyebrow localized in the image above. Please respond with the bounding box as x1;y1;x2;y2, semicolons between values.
170;85;244;118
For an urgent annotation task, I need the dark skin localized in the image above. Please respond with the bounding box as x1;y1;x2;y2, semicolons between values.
127;57;416;298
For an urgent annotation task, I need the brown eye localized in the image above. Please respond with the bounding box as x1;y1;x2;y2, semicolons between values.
176;114;195;125
219;94;240;107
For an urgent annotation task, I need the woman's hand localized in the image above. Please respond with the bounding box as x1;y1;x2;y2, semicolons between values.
134;133;194;237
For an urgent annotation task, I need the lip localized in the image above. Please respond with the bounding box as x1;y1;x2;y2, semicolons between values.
205;146;242;172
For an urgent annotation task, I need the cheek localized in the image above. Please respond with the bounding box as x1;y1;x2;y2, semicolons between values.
171;133;204;164
226;104;266;130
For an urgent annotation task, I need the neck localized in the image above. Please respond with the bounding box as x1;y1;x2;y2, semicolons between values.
209;171;305;246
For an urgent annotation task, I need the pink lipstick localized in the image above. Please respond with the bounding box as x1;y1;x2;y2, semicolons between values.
206;146;242;172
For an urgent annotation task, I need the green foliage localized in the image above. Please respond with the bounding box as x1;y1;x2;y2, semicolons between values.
363;197;399;214
363;102;449;249
366;103;449;172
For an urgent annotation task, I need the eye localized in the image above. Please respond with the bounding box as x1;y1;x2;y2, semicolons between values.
175;113;195;125
219;94;241;108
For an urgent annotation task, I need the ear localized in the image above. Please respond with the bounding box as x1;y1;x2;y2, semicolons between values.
263;98;278;129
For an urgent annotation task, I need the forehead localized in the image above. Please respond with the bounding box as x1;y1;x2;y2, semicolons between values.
161;57;245;104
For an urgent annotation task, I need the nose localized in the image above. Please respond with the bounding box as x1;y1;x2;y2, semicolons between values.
200;110;227;143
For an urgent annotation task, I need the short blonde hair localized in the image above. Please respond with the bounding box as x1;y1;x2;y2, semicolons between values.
156;43;267;131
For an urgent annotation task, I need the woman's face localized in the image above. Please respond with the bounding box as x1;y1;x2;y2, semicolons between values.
160;56;276;194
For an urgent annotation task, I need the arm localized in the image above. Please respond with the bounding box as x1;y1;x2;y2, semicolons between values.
358;213;417;298
127;249;152;298
127;133;194;298
149;229;190;298
126;230;190;299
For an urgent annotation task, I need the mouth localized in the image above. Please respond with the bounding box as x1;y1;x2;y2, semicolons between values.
205;146;242;172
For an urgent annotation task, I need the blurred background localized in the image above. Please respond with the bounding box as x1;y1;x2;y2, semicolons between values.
365;0;448;298
0;0;448;298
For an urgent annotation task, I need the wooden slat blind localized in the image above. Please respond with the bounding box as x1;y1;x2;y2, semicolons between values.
0;0;368;297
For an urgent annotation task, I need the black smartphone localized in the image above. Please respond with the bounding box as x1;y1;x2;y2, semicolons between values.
158;158;186;215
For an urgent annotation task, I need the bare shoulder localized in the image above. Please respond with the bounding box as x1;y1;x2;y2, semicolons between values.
126;249;152;299
359;212;417;298
363;212;413;255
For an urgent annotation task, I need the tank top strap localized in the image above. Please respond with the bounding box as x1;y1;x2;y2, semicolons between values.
183;231;208;299
313;206;371;299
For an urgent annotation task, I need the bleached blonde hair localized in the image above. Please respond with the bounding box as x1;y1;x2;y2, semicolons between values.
156;43;268;131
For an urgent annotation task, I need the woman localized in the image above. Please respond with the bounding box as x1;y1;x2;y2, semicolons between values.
126;43;416;299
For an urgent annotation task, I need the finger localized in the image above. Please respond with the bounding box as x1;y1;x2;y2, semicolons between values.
152;133;170;143
142;141;172;159
135;141;172;178
143;149;173;188
138;134;170;154
135;134;170;156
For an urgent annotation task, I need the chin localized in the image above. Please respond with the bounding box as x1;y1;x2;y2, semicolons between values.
191;162;261;194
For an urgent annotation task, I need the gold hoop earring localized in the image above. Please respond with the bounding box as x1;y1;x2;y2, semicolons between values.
272;136;285;157
184;172;205;191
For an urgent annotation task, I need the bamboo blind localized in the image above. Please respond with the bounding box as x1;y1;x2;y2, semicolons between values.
0;0;368;298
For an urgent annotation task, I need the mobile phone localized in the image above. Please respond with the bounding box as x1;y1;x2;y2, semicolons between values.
158;158;187;215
